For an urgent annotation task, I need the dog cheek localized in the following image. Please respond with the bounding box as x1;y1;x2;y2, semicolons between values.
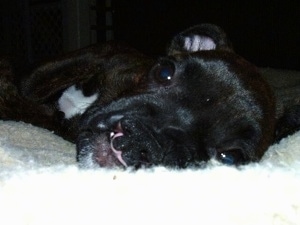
163;144;198;168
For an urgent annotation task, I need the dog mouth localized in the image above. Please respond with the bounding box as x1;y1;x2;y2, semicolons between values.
79;119;197;169
93;122;128;168
109;130;127;167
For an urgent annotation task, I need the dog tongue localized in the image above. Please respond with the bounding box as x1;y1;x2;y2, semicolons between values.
110;132;127;167
96;121;127;168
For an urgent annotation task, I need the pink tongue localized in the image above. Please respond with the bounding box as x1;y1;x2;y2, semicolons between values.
110;132;127;167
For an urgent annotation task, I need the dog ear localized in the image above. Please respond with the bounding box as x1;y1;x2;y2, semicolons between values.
21;49;101;102
167;23;233;55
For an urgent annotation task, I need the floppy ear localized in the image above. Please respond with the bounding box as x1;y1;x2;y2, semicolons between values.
20;46;104;102
167;23;233;55
21;42;153;103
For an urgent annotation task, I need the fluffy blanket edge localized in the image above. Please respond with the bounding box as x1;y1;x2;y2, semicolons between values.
0;120;300;225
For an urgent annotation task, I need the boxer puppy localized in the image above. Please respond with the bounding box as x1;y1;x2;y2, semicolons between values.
1;24;289;169
76;24;276;168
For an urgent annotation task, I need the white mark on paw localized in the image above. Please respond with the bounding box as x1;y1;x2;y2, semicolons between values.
184;35;216;52
58;85;98;119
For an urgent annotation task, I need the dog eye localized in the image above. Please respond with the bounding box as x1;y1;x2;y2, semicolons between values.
155;65;174;83
217;149;244;165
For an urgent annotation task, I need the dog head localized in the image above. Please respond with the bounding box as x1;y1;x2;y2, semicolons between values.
76;24;276;169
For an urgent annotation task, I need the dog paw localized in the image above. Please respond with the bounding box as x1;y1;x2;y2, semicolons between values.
183;35;216;52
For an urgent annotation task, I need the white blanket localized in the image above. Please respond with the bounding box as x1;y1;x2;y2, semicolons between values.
0;120;300;225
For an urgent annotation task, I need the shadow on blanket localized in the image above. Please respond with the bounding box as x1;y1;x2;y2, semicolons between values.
0;119;300;225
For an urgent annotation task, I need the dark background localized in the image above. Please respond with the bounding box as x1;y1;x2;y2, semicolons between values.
0;0;299;70
113;0;299;70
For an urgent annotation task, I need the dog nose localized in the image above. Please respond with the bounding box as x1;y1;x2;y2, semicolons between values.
97;114;124;130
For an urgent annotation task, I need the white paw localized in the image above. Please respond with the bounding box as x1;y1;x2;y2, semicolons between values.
58;85;98;119
184;35;216;52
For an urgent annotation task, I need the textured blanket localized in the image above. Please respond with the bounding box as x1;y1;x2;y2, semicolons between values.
0;120;299;225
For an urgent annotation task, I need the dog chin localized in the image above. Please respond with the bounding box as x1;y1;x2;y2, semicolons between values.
78;132;127;169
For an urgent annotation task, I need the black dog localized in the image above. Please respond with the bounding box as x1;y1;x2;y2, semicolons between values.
0;24;297;169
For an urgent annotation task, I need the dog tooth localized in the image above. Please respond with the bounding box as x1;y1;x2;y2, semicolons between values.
110;132;115;138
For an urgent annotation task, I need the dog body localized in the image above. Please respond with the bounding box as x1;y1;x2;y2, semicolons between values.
1;24;293;169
